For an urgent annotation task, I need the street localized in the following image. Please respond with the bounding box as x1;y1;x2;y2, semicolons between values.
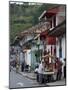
9;69;47;89
9;69;66;89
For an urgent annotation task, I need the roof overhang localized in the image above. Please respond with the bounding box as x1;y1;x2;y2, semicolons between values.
48;20;66;37
39;6;59;20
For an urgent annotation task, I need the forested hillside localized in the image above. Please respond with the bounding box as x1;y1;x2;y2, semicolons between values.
9;2;58;43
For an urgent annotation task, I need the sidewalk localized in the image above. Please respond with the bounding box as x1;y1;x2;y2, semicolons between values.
47;79;66;86
11;66;36;80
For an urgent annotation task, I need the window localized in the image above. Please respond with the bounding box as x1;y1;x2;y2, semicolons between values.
50;15;56;30
53;15;56;27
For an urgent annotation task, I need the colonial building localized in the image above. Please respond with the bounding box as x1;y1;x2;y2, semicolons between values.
12;5;66;71
39;5;66;61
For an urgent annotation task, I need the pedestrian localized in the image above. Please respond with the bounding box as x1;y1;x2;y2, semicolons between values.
64;58;66;79
34;65;39;82
21;62;25;72
38;60;45;84
16;50;19;73
19;50;25;72
56;58;62;80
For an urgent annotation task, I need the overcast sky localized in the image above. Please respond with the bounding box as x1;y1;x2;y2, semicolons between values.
9;1;43;5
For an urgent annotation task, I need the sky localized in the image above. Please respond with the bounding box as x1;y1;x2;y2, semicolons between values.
9;1;43;5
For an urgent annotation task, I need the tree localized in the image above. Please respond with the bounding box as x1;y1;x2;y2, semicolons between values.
9;2;58;43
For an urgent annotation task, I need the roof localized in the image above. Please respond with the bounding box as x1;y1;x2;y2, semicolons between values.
39;5;63;20
48;20;66;37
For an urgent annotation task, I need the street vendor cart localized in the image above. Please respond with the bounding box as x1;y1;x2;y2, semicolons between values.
42;54;57;82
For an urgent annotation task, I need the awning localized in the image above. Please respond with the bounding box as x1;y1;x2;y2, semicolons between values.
48;20;66;37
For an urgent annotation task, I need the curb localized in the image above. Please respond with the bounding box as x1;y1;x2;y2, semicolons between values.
11;67;36;80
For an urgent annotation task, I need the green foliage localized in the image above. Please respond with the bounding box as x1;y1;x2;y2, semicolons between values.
9;2;58;43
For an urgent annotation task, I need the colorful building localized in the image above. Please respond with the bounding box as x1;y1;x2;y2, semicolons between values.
12;5;66;72
39;5;66;61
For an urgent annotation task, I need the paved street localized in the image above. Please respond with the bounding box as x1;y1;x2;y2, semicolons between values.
9;69;66;89
9;69;47;89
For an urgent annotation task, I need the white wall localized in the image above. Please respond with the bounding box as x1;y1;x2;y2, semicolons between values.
56;35;66;60
62;35;66;59
56;38;60;58
46;45;51;53
56;6;65;26
25;50;31;66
